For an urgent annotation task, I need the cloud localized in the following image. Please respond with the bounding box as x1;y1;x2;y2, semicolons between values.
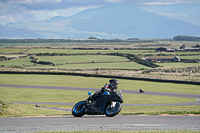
143;1;193;5
0;0;102;24
104;0;126;3
8;0;62;4
0;0;200;25
141;0;200;5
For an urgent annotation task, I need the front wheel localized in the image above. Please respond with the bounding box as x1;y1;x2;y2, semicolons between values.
105;102;122;117
72;101;86;117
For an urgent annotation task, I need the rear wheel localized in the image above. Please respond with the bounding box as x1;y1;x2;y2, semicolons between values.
105;102;122;117
72;101;86;117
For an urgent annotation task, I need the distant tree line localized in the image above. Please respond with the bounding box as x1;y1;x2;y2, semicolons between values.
0;39;155;43
173;36;200;41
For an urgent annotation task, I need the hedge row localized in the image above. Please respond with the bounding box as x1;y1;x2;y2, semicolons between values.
106;53;160;68
32;53;99;56
127;54;160;68
181;59;200;63
0;71;199;85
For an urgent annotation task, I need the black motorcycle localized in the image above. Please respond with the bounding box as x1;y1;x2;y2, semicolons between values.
72;89;123;117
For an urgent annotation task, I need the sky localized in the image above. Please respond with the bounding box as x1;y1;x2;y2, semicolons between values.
0;0;200;25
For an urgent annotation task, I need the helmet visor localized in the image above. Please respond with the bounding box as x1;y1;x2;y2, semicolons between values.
113;82;118;88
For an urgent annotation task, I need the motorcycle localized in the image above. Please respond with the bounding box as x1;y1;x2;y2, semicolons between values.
72;89;123;117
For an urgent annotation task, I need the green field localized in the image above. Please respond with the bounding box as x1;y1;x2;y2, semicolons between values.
0;57;33;67
0;42;200;117
35;131;200;133
0;54;150;70
179;55;200;59
35;55;128;64
27;48;154;54
0;74;200;117
28;62;149;69
0;48;28;54
0;87;195;104
1;74;200;94
156;62;200;68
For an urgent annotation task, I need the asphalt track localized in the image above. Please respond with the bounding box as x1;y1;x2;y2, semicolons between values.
0;84;200;132
1;115;200;132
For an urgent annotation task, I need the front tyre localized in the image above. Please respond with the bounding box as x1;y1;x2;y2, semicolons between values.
105;102;122;117
72;101;86;117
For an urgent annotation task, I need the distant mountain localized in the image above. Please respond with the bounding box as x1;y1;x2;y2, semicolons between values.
69;4;200;38
2;4;200;39
0;25;41;39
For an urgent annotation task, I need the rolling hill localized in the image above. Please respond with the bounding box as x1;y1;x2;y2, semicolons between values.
2;4;200;39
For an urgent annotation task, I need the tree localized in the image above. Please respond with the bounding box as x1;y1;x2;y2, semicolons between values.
88;36;98;39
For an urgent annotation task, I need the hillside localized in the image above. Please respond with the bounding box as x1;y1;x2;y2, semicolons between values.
2;4;200;39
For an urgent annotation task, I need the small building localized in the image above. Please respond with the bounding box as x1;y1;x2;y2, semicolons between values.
155;47;167;52
180;44;186;49
167;48;176;52
191;45;200;48
145;56;180;63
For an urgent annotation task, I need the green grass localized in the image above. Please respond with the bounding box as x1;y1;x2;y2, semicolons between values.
27;48;153;54
120;105;200;115
0;74;199;117
0;48;28;53
27;62;149;69
0;100;68;117
0;74;200;117
0;54;149;70
0;57;33;67
35;55;128;64
0;54;26;58
1;47;200;70
0;87;195;104
28;48;109;54
156;62;200;68
0;74;199;94
179;55;200;59
34;131;200;133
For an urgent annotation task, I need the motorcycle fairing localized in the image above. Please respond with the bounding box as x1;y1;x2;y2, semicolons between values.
89;94;117;114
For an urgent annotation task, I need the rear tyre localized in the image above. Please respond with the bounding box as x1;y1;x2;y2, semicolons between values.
105;102;122;117
72;101;86;117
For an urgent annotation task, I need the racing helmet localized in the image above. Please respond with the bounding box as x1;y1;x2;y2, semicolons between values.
109;78;119;90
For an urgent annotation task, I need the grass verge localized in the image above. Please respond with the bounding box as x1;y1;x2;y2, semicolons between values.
0;100;69;117
34;130;200;133
0;74;200;94
0;74;200;117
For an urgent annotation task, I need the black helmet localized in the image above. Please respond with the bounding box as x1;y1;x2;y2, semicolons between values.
109;78;119;89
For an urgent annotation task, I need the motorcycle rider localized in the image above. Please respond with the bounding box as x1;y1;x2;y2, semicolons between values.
88;78;119;101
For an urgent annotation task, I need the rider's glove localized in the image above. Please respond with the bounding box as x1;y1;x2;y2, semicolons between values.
106;88;111;92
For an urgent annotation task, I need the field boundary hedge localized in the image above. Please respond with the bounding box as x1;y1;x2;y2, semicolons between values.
0;71;199;85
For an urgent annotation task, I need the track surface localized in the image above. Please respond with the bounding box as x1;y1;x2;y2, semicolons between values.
0;84;200;132
1;115;200;132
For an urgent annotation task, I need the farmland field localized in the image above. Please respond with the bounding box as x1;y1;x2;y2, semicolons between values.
0;39;200;117
34;55;128;64
0;40;199;82
0;48;28;54
179;55;200;59
156;62;200;68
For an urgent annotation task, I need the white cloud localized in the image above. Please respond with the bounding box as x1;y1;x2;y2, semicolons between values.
143;1;193;5
104;0;126;3
8;0;62;4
